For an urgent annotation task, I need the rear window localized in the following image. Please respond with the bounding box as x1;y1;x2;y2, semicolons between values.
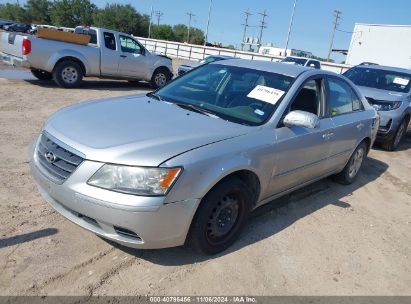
74;28;97;44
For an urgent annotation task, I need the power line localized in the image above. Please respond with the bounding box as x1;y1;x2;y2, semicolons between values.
241;9;252;51
327;9;342;62
155;11;164;26
186;11;195;43
258;10;268;46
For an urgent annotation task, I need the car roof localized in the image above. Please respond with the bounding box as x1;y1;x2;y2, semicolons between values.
212;59;311;78
355;64;411;75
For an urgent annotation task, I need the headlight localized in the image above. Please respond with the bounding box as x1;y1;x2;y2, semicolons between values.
371;101;402;111
87;165;182;196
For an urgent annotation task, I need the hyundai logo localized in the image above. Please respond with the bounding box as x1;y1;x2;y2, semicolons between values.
44;151;57;163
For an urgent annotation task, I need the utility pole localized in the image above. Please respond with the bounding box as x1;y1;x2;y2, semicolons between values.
241;9;252;51
285;0;297;56
204;0;213;46
155;11;163;26
258;10;268;47
148;6;153;38
327;10;342;62
186;11;195;43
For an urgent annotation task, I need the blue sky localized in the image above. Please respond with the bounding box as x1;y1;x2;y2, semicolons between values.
3;0;411;61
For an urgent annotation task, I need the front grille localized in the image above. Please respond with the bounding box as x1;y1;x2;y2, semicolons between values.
36;133;83;183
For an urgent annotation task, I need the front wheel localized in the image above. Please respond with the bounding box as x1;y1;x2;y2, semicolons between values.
187;178;253;255
381;119;408;151
334;141;367;185
150;67;171;89
31;69;52;80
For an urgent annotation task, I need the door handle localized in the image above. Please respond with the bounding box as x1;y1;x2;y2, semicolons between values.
120;55;127;58
322;131;334;140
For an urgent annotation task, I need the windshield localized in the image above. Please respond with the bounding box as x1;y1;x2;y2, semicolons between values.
344;67;411;93
281;57;308;66
155;64;294;126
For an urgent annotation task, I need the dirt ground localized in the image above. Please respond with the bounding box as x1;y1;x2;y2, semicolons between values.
0;61;410;296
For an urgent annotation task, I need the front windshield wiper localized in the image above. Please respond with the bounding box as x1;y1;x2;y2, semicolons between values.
173;102;222;119
146;92;164;101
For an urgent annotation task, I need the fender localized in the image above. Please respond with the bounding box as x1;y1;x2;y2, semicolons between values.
45;49;91;75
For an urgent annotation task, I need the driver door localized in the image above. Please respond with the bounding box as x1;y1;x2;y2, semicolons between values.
268;77;335;195
118;35;149;79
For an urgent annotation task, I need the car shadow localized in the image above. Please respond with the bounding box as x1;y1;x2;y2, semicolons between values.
23;79;152;92
0;228;58;249
108;156;388;265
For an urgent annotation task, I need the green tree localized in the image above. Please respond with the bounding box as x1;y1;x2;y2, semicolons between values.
172;24;204;44
152;24;176;41
93;4;149;36
25;0;51;24
0;3;29;23
50;0;96;28
188;27;205;45
173;24;188;42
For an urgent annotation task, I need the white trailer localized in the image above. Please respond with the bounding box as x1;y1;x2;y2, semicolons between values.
346;23;411;69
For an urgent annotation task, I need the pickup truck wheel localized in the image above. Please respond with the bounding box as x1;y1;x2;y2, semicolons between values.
381;119;408;151
53;61;83;88
151;68;171;89
31;69;52;81
187;177;252;255
334;141;367;185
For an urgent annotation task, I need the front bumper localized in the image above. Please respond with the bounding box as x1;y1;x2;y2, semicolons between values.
29;141;200;249
374;111;404;142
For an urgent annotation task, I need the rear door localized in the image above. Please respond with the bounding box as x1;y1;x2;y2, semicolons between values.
117;35;149;79
99;31;120;76
269;76;335;195
325;76;369;170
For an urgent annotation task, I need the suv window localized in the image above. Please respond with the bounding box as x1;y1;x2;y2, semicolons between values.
103;32;116;50
120;36;143;54
328;78;362;116
289;79;322;116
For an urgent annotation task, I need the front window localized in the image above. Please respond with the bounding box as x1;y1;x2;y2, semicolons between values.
344;67;411;93
281;57;308;66
119;35;143;54
155;64;294;126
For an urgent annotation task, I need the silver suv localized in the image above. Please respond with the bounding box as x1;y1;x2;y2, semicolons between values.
30;60;378;254
343;65;411;150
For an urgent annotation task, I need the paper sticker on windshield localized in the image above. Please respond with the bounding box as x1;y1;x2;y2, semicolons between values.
247;85;285;105
393;77;409;86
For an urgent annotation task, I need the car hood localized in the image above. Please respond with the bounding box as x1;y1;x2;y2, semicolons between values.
357;86;405;102
44;94;249;166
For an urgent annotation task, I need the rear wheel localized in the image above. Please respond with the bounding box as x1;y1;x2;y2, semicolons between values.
334;142;367;185
53;60;83;88
150;67;171;89
381;119;408;151
187;178;252;255
31;69;52;81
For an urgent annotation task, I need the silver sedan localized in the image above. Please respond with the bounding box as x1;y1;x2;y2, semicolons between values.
30;60;379;254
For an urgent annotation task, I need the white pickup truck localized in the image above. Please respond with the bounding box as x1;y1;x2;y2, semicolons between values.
0;26;173;88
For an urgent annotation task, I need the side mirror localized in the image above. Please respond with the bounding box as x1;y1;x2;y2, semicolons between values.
283;110;320;129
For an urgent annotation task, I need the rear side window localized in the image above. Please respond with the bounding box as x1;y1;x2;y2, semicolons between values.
327;78;363;116
103;32;116;50
74;28;97;44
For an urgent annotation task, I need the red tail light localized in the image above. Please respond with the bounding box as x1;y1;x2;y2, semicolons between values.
22;39;31;55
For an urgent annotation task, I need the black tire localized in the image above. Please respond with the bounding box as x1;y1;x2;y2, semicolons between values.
52;60;83;88
187;177;253;255
334;141;367;185
150;67;171;89
381;119;408;151
31;69;52;81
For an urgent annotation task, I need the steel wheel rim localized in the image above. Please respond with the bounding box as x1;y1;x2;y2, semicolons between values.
394;122;406;147
206;194;240;244
348;147;364;178
62;67;78;84
154;73;167;86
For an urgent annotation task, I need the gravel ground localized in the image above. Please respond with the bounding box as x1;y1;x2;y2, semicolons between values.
0;61;410;296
